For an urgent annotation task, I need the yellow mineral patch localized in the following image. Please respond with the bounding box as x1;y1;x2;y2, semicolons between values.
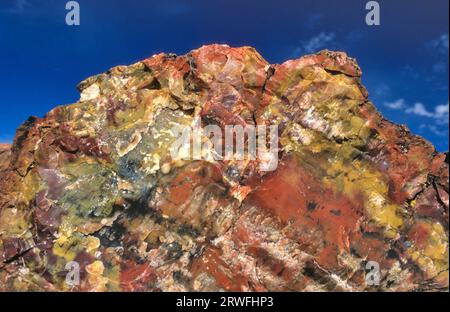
407;221;448;280
86;236;101;253
0;208;30;237
142;153;161;175
326;157;404;234
86;260;109;291
423;222;448;261
104;265;121;291
161;162;172;174
86;260;105;275
53;235;81;261
286;131;405;235
18;170;40;206
116;130;142;157
53;230;101;261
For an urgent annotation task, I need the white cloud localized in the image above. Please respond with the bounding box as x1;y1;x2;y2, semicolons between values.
401;65;420;80
420;124;448;137
405;103;435;117
384;98;405;109
427;33;449;74
435;103;449;117
374;83;391;98
428;33;449;54
405;101;449;124
384;99;449;139
434;102;449;124
384;98;449;125
304;32;336;53
294;32;337;56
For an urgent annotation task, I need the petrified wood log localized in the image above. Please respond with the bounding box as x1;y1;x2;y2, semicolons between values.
0;45;448;291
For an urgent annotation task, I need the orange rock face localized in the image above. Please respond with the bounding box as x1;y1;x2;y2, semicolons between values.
0;45;448;291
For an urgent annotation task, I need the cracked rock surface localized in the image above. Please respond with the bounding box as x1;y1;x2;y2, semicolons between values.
0;44;448;291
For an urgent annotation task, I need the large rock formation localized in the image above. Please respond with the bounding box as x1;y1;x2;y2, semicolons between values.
0;45;448;291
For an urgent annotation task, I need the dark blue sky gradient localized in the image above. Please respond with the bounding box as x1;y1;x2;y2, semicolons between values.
0;0;448;150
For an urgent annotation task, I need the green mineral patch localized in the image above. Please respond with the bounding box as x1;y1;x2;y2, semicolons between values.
60;163;119;220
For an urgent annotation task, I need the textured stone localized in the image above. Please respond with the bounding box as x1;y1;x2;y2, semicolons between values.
0;45;448;292
0;144;10;172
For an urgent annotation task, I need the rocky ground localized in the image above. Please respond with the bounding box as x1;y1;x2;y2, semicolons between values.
0;45;448;291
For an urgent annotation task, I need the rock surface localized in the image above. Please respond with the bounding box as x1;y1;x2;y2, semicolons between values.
0;45;448;291
0;144;10;172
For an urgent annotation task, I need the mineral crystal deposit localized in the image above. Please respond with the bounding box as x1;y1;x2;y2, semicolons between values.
0;45;448;291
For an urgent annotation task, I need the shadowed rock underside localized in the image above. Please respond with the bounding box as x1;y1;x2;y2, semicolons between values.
0;45;448;292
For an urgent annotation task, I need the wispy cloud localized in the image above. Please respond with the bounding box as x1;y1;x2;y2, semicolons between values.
2;0;30;14
420;124;448;137
374;83;391;99
384;98;449;124
405;103;435;118
401;65;420;80
428;33;449;54
383;98;404;109
406;102;449;124
427;33;449;74
293;32;337;56
384;98;449;141
435;103;449;118
400;33;448;86
345;30;364;43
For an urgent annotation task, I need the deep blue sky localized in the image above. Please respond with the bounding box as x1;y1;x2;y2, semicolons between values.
0;0;448;150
